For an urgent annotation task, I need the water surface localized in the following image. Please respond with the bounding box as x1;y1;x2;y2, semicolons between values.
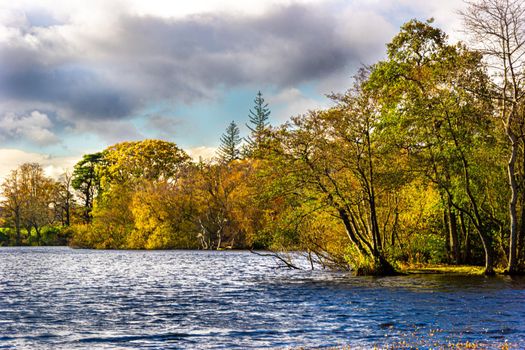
0;247;524;349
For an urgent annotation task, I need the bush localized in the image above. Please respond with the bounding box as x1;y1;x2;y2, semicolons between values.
388;232;447;265
0;228;11;246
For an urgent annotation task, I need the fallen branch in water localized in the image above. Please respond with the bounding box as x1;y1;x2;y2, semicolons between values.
249;249;301;269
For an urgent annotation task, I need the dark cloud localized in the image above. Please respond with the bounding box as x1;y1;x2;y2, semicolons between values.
112;5;361;88
0;54;138;120
0;3;393;125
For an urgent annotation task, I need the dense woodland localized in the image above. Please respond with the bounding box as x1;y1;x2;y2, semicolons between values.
2;1;525;275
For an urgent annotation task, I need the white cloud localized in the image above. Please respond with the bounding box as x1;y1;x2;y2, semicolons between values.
0;110;59;146
271;88;331;122
0;148;79;181
186;146;216;161
398;0;468;42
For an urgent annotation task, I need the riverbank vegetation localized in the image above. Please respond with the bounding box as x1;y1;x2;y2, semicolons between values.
2;0;525;275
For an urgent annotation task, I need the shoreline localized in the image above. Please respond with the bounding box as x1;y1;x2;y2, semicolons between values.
2;246;519;277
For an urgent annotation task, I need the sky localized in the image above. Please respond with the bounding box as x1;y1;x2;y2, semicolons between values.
0;0;466;179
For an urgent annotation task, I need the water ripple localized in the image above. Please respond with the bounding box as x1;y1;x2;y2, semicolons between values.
0;247;524;349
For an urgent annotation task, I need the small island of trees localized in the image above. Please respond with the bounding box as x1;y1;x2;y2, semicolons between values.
2;1;525;276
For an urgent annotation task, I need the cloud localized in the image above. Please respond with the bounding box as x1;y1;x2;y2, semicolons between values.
0;110;59;146
0;2;395;123
0;148;79;181
70;119;143;144
0;0;465;147
105;4;394;92
270;88;331;122
146;115;182;139
186;146;216;161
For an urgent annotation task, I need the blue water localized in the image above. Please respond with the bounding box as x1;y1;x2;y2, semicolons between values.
0;247;524;349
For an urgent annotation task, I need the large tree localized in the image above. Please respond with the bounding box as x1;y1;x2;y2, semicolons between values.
1;168;23;244
99;139;190;188
71;140;192;249
269;74;402;275
369;19;503;274
72;153;103;224
191;160;258;250
462;0;525;274
1;163;57;244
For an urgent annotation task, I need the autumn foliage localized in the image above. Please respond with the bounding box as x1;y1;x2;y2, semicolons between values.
2;15;525;275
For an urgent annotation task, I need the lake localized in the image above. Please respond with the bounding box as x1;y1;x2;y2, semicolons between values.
0;247;524;349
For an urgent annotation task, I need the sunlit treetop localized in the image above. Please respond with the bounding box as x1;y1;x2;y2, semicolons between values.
99;139;191;187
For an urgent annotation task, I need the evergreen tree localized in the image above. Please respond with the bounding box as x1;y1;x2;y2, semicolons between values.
72;152;103;224
245;91;270;156
217;121;242;163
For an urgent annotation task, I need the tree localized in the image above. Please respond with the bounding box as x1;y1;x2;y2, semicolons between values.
20;163;57;243
267;73;403;275
1;169;23;244
75;183;135;249
129;176;199;249
98;139;190;188
0;163;57;244
368;19;502;274
461;0;525;273
192;161;256;250
71;140;192;249
217;121;242;163
55;171;74;227
72;153;103;224
245;91;271;157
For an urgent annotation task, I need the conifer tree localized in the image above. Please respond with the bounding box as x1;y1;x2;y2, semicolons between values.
244;91;270;156
217;121;241;163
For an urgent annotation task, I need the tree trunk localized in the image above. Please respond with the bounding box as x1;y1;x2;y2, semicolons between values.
15;208;21;245
34;225;41;245
483;239;495;276
478;229;495;276
374;255;398;276
369;196;381;255
447;200;460;265
337;207;371;258
25;226;32;243
365;127;382;255
519;202;525;262
391;201;400;248
507;139;519;274
216;226;222;250
518;146;525;266
459;212;470;264
65;201;71;227
443;208;451;263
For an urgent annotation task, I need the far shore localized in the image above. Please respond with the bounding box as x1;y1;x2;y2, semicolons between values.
3;245;514;277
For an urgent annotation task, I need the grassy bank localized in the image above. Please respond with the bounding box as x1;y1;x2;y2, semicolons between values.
399;264;505;276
